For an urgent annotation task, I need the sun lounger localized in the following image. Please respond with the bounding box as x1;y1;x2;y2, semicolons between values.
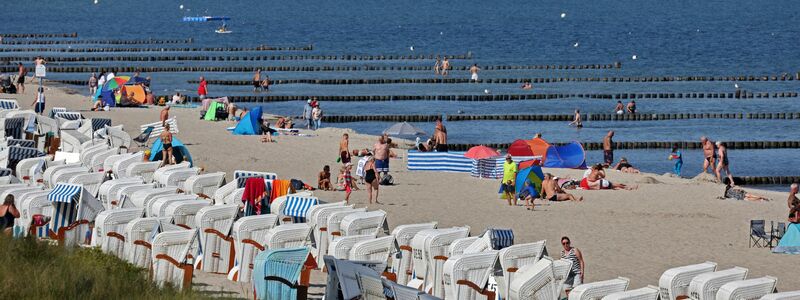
339;209;389;237
129;187;177;210
163;199;210;227
658;261;718;300
45;183;104;247
67;172;105;196
760;291;800;300
252;246;316;300
603;286;660;300
569;277;631;300
442;250;499;300
409;226;471;297
688;267;749;300
125;161;161;182
350;235;396;263
390;222;438;285
92;208;144;257
716;277;777;300
150;228;198;290
329;234;376;259
182;171;225;198
112;152;144;177
194;204;238;274
140;117;179;137
148;194;199;217
495;240;548;300
227;214;279;282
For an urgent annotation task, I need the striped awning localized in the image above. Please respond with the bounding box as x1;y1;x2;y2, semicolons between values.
54;111;83;121
48;183;83;203
7;146;45;173
283;196;318;222
4;117;25;140
0;99;19;110
91;118;112;131
234;170;277;188
490;228;514;250
6;138;35;148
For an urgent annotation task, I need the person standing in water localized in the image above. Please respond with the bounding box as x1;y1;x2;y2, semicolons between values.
252;69;261;92
433;56;441;75
441;57;450;76
469;64;480;82
700;136;716;174
603;131;615;166
669;145;683;177
568;109;583;128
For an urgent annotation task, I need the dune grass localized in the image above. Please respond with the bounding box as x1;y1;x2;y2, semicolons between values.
0;235;210;299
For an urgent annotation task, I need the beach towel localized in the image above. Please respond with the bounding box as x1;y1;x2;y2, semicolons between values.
270;179;292;203
356;156;369;178
283;196;318;223
4;117;25;140
243;178;267;215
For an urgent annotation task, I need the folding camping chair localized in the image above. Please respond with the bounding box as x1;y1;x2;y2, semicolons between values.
134;126;154;148
749;220;770;248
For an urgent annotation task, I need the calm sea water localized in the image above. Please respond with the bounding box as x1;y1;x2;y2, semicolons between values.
2;0;799;176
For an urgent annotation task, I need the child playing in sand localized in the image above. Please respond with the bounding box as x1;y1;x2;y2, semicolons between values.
669;145;683;176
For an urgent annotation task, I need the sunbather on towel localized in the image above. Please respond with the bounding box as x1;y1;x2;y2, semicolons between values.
613;157;639;173
586;164;635;190
722;184;769;202
541;173;582;203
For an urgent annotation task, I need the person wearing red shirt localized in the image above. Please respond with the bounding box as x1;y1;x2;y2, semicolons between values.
197;76;207;100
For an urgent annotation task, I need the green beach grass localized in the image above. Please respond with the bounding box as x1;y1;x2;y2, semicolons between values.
0;235;210;299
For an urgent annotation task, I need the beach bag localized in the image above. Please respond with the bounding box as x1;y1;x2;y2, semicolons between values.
290;179;305;191
379;174;393;186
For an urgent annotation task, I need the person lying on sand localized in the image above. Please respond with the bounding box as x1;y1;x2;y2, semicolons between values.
582;164;636;190
613;157;640;173
541;173;583;203
722;183;769;202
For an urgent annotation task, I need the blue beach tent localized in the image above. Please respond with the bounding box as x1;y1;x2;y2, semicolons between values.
149;137;193;166
543;142;587;169
515;165;545;196
233;106;263;135
773;223;800;254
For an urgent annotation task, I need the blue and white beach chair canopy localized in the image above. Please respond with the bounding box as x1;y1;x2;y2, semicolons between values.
283;196;319;222
0;99;19;110
48;183;83;203
490;228;515;250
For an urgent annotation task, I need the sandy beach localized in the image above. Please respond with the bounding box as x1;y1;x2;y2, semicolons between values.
5;83;798;297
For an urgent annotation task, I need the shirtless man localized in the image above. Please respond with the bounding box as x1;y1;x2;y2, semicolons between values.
433;56;441;75
614;101;624;115
160;105;170;127
701;136;716;173
586;164;634;190
159;124;174;167
715;141;734;184
603;131;614;166
469;64;480;82
339;133;351;164
16;63;26;94
626;100;636;114
541;173;582;203
252;69;261;92
441;58;450;76
373;136;390;176
568;109;583;128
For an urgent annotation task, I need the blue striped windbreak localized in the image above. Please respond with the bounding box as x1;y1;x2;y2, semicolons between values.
283;196;318;223
490;228;515;250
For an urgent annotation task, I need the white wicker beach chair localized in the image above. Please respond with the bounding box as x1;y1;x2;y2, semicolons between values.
443;250;499;300
97;177;142;207
182;171;225;198
36;115;58;136
105;126;131;149
409;226;471;297
112;152;143;177
603;286;660;300
495;240;548;300
88;147;120;172
16;190;51;237
163;199;210;227
125;161;161;182
49;166;88;187
688;267;749;300
59;130;89;153
92;208;143;257
151;228;198;290
223;187;245;207
129;187;177;210
329;234;376;259
304;201;346;227
358;272;388;300
508;256;558;300
390;222;438;285
227;214;279;282
552;258;573;298
390;282;428;300
212;180;237;204
68;172;105;196
103;152;133;174
42;163;80;187
264;223;313;250
340;209;389;237
115;183;154;208
350;235;396;263
193;204;238;274
569;277;631;300
123;217;162;266
148;194;199;217
658;261;718;300
450;237;481;257
15;156;49;185
308;203;353;267
715;277;777;300
326;208;366;242
78;143;109;165
151;162;190;183
760;291;800;300
156;167;199;188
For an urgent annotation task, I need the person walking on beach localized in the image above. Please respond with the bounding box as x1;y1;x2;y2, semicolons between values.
715;141;734;184
88;73;98;95
669;145;683;176
312;103;323;129
159;123;174;167
569;109;583;128
626;100;637;114
339;133;351;165
433;56;441;75
603;131;615;166
502;154;517;206
441;57;450;76
560;236;585;296
252;69;261;92
16;63;26;94
373;136;390;176
31;87;45;115
343;163;355;203
160;105;170;127
364;157;380;204
614;101;624;115
701;136;716;174
469;64;480;82
197;76;208;100
303;99;313;129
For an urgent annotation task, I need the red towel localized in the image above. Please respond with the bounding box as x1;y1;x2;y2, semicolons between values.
243;177;266;215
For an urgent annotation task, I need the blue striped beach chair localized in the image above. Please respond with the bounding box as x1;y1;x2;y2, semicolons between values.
234;170;277;188
4;117;25;140
252;247;316;300
7;146;44;175
54;111;83;121
6;138;35;148
0;99;19;110
91;118;112;131
489;228;514;250
49;107;67;118
46;183;104;246
0;168;12;177
282;195;319;223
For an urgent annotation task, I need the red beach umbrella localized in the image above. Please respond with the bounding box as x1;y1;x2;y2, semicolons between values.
464;145;501;159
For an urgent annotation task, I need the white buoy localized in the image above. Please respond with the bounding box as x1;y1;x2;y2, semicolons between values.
440;31;444;35
560;12;566;18
632;55;637;60
93;0;98;4
409;46;414;51
179;4;184;9
573;42;579;47
734;83;739;89
484;89;490;94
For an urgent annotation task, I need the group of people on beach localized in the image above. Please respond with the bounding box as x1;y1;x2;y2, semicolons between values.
700;136;734;184
302;98;323;130
318;132;394;205
251;69;271;92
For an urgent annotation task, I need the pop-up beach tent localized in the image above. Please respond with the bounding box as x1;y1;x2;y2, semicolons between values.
507;139;534;156
204;101;226;121
773;223;800;254
233;107;263;135
149;137;193;166
543;142;587;169
515;165;545;196
527;138;550;158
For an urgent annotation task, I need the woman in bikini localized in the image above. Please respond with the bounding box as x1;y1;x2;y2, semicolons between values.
160;124;173;167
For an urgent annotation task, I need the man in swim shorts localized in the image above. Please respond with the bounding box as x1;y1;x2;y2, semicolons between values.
541;173;582;202
373;136;390;176
603;131;614;166
470;64;480;82
701;136;716;174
